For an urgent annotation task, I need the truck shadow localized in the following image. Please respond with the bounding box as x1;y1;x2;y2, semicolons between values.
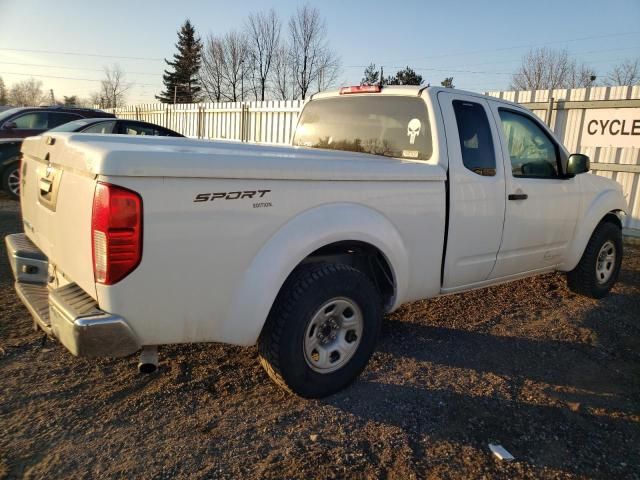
325;290;640;476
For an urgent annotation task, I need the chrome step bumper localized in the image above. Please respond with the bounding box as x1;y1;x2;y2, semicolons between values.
5;233;140;357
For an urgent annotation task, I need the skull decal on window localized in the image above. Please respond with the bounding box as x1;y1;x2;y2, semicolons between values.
407;118;422;145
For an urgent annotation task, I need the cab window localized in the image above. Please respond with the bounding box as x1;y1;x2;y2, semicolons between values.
293;96;432;161
498;109;559;178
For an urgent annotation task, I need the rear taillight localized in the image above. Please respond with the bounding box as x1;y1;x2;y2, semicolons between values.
92;182;142;285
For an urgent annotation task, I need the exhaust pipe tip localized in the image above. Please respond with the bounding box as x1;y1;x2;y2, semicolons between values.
138;362;158;374
137;345;158;374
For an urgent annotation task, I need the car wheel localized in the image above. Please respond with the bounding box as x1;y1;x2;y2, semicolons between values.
567;221;623;299
1;163;20;200
258;263;382;398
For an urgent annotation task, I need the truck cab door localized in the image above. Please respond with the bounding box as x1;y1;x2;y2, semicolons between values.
487;105;580;279
438;92;506;289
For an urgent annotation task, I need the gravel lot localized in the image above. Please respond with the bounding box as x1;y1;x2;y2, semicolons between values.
0;191;639;479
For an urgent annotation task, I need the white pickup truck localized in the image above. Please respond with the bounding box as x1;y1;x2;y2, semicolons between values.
6;85;627;398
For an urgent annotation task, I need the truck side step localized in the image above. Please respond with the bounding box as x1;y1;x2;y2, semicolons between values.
15;282;52;334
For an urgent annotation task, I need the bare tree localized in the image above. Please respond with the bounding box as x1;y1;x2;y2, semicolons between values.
95;64;133;108
568;62;598;88
604;59;640;86
314;50;341;93
220;30;248;102
0;76;7;105
245;9;281;101
200;35;226;102
270;45;296;100
288;4;340;99
8;78;46;106
511;48;596;90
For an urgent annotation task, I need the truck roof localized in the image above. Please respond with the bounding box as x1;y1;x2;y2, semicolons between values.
311;85;523;109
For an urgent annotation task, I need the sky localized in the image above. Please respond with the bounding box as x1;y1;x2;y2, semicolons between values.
0;0;639;104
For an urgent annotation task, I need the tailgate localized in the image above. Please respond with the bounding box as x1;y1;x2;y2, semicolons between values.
20;135;97;299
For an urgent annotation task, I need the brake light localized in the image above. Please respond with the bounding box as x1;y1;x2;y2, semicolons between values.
340;85;381;94
92;182;142;285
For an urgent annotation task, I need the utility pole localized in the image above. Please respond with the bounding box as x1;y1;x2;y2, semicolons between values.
240;60;244;103
49;89;55;105
173;85;178;105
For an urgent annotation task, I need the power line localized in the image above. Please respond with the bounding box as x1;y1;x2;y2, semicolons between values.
0;47;164;62
379;31;640;64
0;61;160;77
0;71;160;87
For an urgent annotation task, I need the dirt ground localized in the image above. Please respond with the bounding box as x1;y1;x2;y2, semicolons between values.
0;191;639;480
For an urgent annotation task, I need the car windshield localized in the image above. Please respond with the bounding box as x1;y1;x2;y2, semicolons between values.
47;119;93;132
0;108;22;124
293;96;432;161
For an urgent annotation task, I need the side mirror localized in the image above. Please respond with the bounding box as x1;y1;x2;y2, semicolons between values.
2;121;17;130
566;153;590;175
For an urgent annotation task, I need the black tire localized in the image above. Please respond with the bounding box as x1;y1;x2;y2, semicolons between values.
567;221;623;299
1;162;20;200
258;263;382;398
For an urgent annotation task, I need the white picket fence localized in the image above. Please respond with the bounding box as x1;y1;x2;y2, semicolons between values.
108;86;640;230
110;100;304;144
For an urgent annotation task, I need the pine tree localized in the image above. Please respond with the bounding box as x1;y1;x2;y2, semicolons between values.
156;20;203;104
387;66;423;86
441;77;455;88
0;76;7;105
361;63;380;85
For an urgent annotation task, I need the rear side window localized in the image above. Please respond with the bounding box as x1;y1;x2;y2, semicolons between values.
293;96;432;161
82;121;116;134
121;122;165;136
48;112;82;129
452;101;496;176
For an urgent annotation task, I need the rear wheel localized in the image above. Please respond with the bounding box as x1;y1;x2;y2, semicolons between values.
258;263;382;398
567;221;622;299
1;163;20;200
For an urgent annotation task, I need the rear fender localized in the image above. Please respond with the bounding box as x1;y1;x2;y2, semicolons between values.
224;203;409;345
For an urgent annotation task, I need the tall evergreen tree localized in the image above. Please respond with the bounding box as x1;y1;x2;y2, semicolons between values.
441;77;455;88
361;63;385;86
387;66;423;86
156;20;203;103
0;76;7;105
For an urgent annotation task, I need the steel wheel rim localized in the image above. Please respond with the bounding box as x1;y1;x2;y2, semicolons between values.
596;240;616;284
303;297;363;374
7;168;20;196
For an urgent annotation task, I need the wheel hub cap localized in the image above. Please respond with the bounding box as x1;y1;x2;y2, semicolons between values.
303;297;363;373
7;168;20;196
595;240;616;285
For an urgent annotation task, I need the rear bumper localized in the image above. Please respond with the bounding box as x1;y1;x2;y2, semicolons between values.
5;233;140;357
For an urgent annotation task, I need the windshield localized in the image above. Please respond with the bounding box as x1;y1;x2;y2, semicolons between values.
0;108;22;124
47;119;93;132
293;96;432;161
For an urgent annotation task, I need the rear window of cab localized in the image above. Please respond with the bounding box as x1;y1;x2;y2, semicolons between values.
293;96;432;161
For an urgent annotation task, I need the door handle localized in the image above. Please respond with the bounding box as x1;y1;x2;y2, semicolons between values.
508;193;528;201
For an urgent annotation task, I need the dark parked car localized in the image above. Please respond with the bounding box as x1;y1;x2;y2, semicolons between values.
0;106;115;198
1;116;183;199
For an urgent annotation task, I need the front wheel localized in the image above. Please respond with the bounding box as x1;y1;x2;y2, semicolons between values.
1;163;20;200
258;263;382;398
567;221;623;299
